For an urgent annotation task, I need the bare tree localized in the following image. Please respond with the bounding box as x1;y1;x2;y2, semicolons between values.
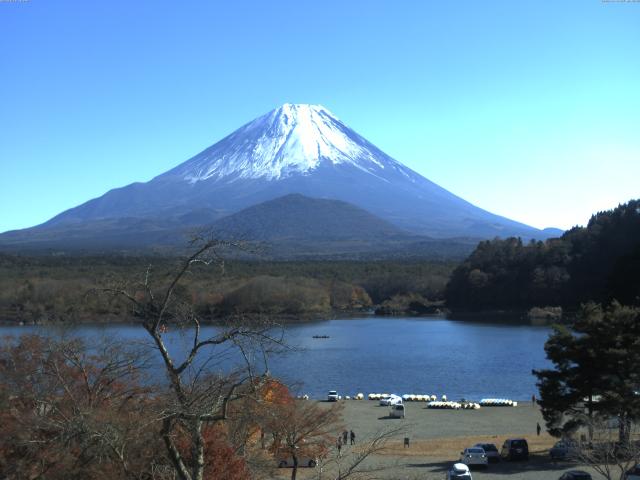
315;425;407;480
569;416;640;480
103;238;285;480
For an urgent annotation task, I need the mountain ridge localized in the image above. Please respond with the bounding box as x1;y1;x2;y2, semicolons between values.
0;194;480;260
1;103;562;253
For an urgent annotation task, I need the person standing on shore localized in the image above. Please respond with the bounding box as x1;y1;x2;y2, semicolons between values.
536;422;541;436
350;430;355;445
343;430;348;445
531;394;536;406
337;436;342;457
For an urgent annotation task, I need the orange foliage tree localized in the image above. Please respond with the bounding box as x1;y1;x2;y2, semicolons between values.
174;423;251;480
261;399;343;480
0;334;164;479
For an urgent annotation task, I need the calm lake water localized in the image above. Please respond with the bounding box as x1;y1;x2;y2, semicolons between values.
0;316;552;401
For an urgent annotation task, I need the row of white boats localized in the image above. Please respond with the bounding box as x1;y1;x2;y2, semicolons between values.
428;401;481;410
479;398;518;407
296;393;518;409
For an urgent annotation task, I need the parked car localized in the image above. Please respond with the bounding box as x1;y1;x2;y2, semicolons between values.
558;470;592;480
446;462;473;479
626;465;640;480
473;443;499;463
501;438;529;461
327;390;338;402
550;440;579;460
459;447;488;467
380;394;402;406
389;403;405;418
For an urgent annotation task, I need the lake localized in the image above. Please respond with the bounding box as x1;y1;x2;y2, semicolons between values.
0;316;552;401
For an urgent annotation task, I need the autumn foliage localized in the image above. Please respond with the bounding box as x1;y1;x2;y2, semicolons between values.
0;334;254;480
174;424;251;480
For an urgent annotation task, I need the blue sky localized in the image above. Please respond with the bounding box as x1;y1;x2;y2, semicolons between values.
1;0;639;232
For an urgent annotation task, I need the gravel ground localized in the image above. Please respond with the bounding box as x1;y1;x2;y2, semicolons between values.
335;399;545;440
278;400;604;480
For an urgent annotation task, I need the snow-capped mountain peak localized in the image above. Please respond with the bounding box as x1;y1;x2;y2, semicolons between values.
9;103;555;245
168;103;394;183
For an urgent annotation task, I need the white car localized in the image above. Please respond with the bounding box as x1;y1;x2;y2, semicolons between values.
327;390;339;402
447;462;473;479
459;447;488;467
379;394;402;406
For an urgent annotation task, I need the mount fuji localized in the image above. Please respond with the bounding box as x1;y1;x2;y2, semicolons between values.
0;103;560;253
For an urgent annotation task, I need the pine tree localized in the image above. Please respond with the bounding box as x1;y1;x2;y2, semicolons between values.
533;302;640;442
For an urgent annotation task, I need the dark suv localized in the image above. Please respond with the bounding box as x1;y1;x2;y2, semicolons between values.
501;438;529;461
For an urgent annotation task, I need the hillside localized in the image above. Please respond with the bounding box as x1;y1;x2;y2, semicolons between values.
211;194;405;241
445;199;640;310
208;194;479;259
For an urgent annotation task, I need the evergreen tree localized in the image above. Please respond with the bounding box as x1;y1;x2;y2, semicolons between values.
534;302;640;442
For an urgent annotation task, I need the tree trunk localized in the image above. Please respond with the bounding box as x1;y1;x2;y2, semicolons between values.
291;453;298;480
618;413;631;445
162;418;192;480
192;419;205;480
587;395;594;441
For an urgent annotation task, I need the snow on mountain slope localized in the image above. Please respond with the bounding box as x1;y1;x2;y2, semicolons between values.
164;103;412;183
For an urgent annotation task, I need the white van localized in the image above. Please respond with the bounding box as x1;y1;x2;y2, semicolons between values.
389;404;405;418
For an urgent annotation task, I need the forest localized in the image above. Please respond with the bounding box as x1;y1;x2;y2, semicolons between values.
445;199;640;311
0;253;454;324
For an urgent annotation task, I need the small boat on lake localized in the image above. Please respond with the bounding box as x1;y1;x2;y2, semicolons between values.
312;335;330;339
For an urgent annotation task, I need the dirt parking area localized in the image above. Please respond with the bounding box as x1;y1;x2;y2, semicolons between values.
280;400;604;480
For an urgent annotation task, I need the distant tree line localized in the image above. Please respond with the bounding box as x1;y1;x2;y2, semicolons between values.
445;199;640;311
0;254;455;324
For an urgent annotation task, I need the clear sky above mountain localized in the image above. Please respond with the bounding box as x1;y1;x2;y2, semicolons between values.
1;0;638;233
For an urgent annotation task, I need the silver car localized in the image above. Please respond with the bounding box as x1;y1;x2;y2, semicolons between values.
459;447;488;467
